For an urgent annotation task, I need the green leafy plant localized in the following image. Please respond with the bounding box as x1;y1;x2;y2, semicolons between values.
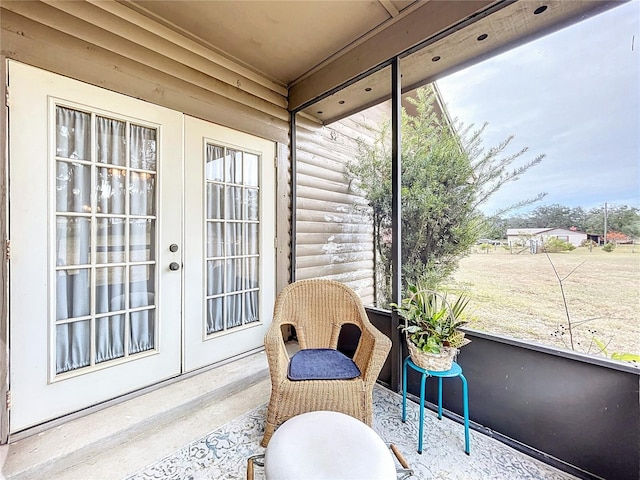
345;85;546;307
602;242;615;252
479;243;492;253
592;338;640;364
544;237;575;252
392;285;471;354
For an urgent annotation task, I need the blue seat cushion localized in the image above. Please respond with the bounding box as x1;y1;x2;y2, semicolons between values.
287;348;361;381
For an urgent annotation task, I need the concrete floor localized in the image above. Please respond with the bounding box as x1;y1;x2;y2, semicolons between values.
1;347;579;480
1;351;271;480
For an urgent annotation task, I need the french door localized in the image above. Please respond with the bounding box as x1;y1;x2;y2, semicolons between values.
8;61;275;433
183;117;275;371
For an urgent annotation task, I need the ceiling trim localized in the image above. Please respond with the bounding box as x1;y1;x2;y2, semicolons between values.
289;0;498;111
378;0;400;17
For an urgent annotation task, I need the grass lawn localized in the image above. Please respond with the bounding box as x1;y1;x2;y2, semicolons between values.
446;244;640;360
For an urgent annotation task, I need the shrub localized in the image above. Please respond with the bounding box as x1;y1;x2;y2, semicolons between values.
544;237;575;252
479;243;492;253
602;242;616;252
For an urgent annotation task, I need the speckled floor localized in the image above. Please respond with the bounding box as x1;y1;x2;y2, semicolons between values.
125;385;578;480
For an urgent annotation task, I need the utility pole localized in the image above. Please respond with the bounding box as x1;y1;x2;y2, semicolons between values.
604;202;608;244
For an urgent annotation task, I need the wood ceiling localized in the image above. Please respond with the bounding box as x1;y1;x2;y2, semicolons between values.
120;0;619;122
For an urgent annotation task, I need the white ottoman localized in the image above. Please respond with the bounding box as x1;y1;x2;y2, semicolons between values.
264;410;396;480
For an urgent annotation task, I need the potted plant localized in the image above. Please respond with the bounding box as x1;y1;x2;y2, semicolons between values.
392;285;471;371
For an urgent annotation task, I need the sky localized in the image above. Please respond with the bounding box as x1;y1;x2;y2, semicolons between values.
436;0;640;217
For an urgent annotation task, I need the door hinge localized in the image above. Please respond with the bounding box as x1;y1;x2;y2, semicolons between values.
274;156;278;169
4;86;8;108
6;390;10;411
274;237;278;249
5;240;9;261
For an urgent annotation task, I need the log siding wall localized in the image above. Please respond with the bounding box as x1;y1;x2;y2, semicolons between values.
295;113;382;305
0;2;294;442
0;0;382;441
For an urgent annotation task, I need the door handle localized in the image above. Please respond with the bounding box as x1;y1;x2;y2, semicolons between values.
169;262;180;271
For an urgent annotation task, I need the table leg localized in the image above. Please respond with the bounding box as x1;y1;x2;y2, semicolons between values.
460;373;470;455
418;372;426;454
437;376;443;420
402;357;408;422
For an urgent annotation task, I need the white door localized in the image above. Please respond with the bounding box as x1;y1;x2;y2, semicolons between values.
183;116;276;371
8;61;184;432
8;62;277;433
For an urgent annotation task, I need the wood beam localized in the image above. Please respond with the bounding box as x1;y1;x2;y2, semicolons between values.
378;0;400;18
289;0;496;111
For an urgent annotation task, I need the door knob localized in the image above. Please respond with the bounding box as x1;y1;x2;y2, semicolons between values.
169;262;180;271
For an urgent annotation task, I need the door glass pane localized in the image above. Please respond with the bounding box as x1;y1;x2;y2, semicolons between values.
130;125;157;170
207;260;224;296
245;258;258;289
207;222;224;257
225;223;242;256
96;117;126;166
95;266;126;314
205;145;224;181
95;315;125;363
206;297;224;334
130;310;155;354
56;320;91;373
245;153;259;186
129;265;155;308
244;291;258;323
56;107;90;160
56;161;91;213
206;183;224;219
245;188;259;220
56;216;91;266
204;143;261;335
225;148;238;183
130;171;156;216
234;150;243;184
226;294;242;328
96;167;126;214
225;186;242;219
225;258;243;293
246;223;258;255
130;218;155;262
96;218;126;264
55;268;91;320
54;106;159;374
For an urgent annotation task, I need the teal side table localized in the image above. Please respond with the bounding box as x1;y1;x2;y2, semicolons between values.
402;356;470;455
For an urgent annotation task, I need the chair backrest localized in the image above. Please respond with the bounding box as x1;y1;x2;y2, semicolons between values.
273;279;368;350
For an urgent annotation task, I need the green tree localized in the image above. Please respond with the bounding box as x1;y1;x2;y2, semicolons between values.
347;86;545;306
506;204;587;230
583;205;640;238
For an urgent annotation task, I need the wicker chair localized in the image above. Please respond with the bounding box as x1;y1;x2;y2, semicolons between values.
261;278;392;447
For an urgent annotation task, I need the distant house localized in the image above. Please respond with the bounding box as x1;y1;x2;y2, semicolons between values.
506;228;588;248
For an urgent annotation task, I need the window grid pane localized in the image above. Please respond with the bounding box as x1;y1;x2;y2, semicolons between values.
205;143;260;335
54;106;158;375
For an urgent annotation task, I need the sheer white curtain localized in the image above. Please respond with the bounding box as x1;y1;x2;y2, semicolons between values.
56;107;92;372
128;125;156;354
55;108;156;373
225;150;243;328
206;144;225;333
205;145;259;334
